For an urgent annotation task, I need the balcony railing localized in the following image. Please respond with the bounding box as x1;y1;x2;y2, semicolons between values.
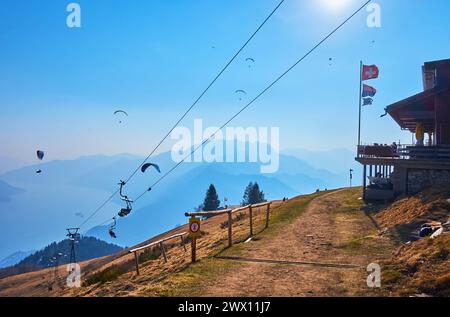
357;144;450;161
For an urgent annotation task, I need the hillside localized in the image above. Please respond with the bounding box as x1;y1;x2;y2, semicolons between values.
0;187;448;297
375;187;450;296
0;237;123;280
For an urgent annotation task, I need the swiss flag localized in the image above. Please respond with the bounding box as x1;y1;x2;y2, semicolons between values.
362;65;379;81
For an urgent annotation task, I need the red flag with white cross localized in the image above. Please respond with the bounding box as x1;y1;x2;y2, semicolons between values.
362;65;379;81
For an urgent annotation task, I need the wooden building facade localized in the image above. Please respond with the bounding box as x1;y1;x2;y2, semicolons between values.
356;59;450;201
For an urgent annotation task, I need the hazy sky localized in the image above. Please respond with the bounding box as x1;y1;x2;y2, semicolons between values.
1;0;449;163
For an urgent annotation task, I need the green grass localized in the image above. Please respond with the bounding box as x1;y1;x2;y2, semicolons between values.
338;235;376;251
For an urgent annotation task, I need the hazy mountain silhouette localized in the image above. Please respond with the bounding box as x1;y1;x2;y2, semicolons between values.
0;180;25;202
0;147;350;259
0;250;35;269
86;164;298;246
0;156;27;175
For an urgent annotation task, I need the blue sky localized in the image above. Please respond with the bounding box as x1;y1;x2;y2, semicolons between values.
1;0;450;162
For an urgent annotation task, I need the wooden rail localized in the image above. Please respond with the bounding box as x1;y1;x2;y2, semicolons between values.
185;202;273;263
129;232;187;275
184;209;232;217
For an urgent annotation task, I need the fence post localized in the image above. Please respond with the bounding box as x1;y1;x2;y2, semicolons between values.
249;205;253;237
265;203;271;228
133;252;140;276
191;237;197;263
160;242;168;263
227;210;233;247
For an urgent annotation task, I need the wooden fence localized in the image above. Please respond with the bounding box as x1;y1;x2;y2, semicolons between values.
129;232;187;275
127;201;276;274
185;202;272;263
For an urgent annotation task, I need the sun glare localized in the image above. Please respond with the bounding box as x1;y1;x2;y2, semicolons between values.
319;0;351;11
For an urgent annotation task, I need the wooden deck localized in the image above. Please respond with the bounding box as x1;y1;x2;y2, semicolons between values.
355;156;450;170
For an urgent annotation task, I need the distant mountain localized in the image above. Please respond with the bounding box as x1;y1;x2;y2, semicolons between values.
0;179;25;202
0;156;27;175
85;160;335;247
282;148;362;185
0;154;146;260
0;148;349;259
0;236;123;279
1;154;145;187
0;250;35;269
282;148;356;174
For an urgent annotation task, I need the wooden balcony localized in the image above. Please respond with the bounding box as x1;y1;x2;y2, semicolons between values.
356;144;450;170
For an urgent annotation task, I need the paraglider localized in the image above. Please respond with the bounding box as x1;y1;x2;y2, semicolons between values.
328;57;333;66
235;89;247;101
114;110;128;123
141;163;161;174
246;57;255;68
35;150;45;173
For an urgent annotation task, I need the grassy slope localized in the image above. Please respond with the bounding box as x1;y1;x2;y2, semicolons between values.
376;187;450;297
3;187;446;297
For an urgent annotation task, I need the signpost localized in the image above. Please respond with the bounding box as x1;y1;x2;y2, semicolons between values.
189;216;201;262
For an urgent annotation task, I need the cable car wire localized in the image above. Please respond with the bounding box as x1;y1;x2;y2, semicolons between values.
74;0;285;229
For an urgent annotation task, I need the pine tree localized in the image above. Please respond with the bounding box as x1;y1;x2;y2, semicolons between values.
242;182;266;205
203;184;220;211
242;182;254;206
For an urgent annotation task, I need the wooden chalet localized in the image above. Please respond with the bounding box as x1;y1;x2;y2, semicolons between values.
356;59;450;201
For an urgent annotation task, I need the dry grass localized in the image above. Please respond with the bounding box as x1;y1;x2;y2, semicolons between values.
3;187;448;297
374;186;450;297
376;186;450;242
59;200;285;297
381;234;450;297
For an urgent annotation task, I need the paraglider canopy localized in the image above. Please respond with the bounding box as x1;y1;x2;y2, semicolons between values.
141;163;161;174
37;150;44;160
235;90;247;101
114;110;128;116
114;110;128;123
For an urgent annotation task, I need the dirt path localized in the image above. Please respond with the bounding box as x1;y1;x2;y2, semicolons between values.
201;190;391;296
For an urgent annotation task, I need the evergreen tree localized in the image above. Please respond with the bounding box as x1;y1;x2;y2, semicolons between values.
203;184;220;211
242;182;266;205
242;182;253;205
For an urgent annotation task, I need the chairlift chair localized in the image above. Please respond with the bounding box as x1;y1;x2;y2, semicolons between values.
108;217;118;238
117;180;133;217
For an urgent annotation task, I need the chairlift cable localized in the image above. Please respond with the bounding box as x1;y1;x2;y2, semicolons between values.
96;0;372;225
73;0;285;230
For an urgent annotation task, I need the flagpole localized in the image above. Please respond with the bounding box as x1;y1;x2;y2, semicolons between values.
357;60;363;147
